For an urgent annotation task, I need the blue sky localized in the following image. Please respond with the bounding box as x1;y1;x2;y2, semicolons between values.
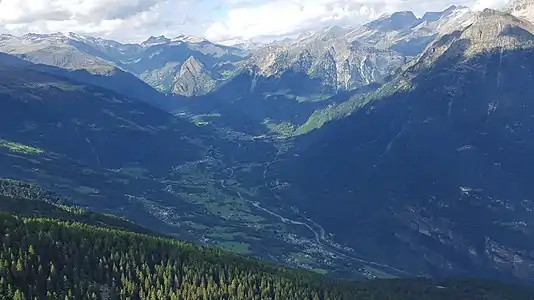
0;0;509;44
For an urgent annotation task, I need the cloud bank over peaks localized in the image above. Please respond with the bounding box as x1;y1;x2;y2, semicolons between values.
0;0;510;44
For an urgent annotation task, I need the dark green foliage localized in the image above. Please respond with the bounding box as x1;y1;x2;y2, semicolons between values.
0;210;532;300
0;179;155;235
0;182;530;299
294;82;398;135
0;179;66;205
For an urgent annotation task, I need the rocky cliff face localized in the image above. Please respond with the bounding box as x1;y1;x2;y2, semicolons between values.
406;8;534;73
171;56;217;96
229;5;476;99
242;32;407;96
348;6;475;56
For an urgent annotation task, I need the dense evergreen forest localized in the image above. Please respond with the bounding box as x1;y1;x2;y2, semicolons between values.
0;179;533;300
0;179;155;235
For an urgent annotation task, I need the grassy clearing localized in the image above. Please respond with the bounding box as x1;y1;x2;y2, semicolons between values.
263;121;296;137
191;113;221;126
0;140;44;155
174;170;266;223
312;269;328;275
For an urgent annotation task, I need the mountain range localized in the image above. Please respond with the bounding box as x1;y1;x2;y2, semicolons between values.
0;5;475;100
0;5;479;137
277;7;534;280
2;0;534;292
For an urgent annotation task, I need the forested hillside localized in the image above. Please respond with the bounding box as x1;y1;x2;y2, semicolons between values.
1;212;534;300
0;179;155;235
0;181;532;300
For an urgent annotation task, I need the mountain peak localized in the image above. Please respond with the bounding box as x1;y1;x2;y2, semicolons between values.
141;35;170;47
297;25;351;43
21;32;68;42
181;56;206;73
392;11;417;18
420;5;465;22
67;32;89;39
66;32;105;43
471;8;532;31
320;25;352;42
414;9;534;69
366;11;418;31
451;8;533;47
171;34;207;44
172;55;215;96
0;34;14;41
468;8;534;44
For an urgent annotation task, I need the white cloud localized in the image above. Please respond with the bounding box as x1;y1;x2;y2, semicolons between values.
205;0;510;42
205;0;384;42
0;0;512;43
0;0;209;42
0;0;166;23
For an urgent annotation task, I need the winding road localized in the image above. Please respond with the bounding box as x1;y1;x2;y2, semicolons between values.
222;140;416;277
